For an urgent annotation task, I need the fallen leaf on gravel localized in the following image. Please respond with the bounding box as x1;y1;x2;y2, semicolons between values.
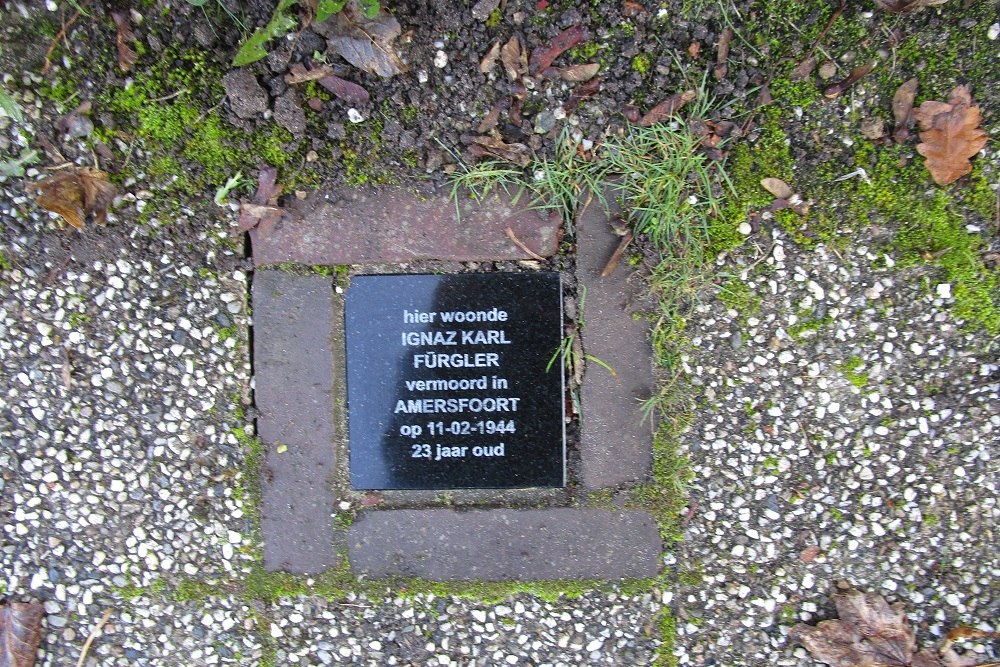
467;135;531;166
480;40;501;74
875;0;950;12
790;587;999;667
822;62;874;99
326;3;406;78
317;73;370;105
529;25;589;74
284;62;371;105
761;177;794;199
476;104;502;133
790;54;816;81
238;165;284;235
0;601;43;667
799;545;821;563
914;85;988;186
892;77;919;144
565;76;601;113
714;27;732;79
559;63;600;82
638;89;696;126
111;11;138;72
29;168;115;230
500;35;527;81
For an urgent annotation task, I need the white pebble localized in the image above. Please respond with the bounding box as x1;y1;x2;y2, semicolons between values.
433;50;448;68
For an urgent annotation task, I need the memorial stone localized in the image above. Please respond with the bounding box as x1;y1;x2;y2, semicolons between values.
345;273;565;489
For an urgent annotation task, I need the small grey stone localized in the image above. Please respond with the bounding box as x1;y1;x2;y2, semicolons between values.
274;91;306;137
534;110;557;134
471;0;500;21
222;70;269;120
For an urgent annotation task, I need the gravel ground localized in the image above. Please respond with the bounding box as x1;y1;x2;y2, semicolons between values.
675;232;1000;666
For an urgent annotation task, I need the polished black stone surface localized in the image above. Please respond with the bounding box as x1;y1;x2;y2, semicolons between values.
345;273;565;489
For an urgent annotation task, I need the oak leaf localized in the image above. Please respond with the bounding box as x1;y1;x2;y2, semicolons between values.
914;85;988;186
761;177;794;200
559;63;600;82
29;168;116;230
467;135;531;166
790;587;997;667
0;601;43;667
500;35;527;82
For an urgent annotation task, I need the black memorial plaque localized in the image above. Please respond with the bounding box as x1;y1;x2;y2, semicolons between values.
345;273;565;490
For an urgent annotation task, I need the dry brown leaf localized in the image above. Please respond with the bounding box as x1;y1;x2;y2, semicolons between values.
822;62;875;99
715;27;732;79
638;90;697;126
791;588;999;667
559;63;600;82
285;63;371;105
875;0;950;12
480;40;501;74
500;36;527;82
476;104;502;134
528;25;589;74
565;76;601;113
29;168;116;230
892;77;919;144
239;165;285;235
914;85;989;186
761;177;794;199
325;3;405;78
0;601;43;667
467;135;531;166
111;11;138;73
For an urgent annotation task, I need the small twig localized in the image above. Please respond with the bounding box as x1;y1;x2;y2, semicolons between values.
77;609;113;667
600;230;633;277
793;1;845;73
43;10;82;75
505;227;546;261
741;240;778;278
149;89;189;103
832;167;872;184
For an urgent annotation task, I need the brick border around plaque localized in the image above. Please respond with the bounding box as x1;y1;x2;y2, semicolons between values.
251;189;662;581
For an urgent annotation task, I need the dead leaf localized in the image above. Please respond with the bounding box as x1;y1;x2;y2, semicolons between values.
892;77;919;144
638;89;697;126
467;135;531;166
284;62;371;105
317;73;370;106
565;76;601;113
799;545;821;563
715;27;732;79
238;165;285;235
874;0;950;12
111;11;138;73
822;62;875;99
559;63;600;82
914;85;988;186
791;55;816;81
500;35;527;81
0;601;43;667
480;41;501;74
791;588;999;667
529;25;589;74
326;3;406;78
476;104;502;133
761;177;794;199
29;168;116;230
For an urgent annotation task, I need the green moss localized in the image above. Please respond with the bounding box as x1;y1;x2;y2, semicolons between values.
654;609;677;667
836;356;869;388
172;578;223;602
718;277;761;319
570;41;602;62
632;53;654;75
485;7;503;27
